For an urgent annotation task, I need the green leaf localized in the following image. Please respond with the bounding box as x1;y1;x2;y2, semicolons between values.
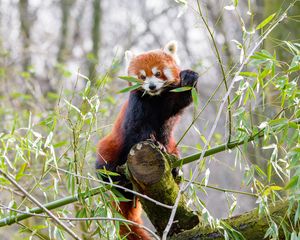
256;13;276;30
267;162;272;183
118;76;143;84
233;0;238;7
263;185;282;196
96;169;120;177
239;72;257;77
16;163;27;181
117;84;142;93
233;107;245;117
53;141;68;148
285;176;299;190
287;64;300;73
44;131;53;148
191;88;199;108
170;86;192;92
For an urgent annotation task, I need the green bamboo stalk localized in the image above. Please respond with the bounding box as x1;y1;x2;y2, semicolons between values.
0;186;103;227
174;109;299;168
173;131;262;168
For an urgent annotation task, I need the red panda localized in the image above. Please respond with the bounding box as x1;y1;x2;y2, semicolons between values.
96;41;198;240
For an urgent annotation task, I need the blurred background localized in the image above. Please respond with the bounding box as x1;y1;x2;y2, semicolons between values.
0;0;299;239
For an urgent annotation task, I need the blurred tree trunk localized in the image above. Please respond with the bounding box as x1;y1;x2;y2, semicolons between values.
88;0;102;82
57;0;74;63
18;0;31;70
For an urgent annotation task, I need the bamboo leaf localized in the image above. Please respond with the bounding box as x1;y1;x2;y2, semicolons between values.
117;84;142;93
287;64;300;73
256;13;276;30
118;76;143;84
191;88;199;108
285;176;299;190
170;86;192;92
239;72;257;77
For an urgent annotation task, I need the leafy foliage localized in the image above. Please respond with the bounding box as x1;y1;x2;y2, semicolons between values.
0;1;299;239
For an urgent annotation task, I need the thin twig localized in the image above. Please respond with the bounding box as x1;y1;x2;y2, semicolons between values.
53;165;173;209
176;57;240;147
17;222;50;240
0;184;24;197
184;180;258;197
196;0;233;143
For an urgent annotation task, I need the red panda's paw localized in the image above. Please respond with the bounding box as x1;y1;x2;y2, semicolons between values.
152;139;167;153
180;70;199;87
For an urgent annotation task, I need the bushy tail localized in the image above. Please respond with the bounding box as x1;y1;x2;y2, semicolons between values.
119;199;152;240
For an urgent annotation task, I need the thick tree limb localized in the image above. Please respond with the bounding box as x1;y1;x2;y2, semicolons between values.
126;141;297;239
126;140;199;236
171;201;293;240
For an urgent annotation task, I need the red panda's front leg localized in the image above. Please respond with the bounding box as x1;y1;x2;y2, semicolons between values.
168;70;199;116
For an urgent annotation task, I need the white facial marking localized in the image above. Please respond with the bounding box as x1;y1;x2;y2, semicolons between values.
152;67;158;74
163;68;173;81
142;76;165;96
140;70;146;76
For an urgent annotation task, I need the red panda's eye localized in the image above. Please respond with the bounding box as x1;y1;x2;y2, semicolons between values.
155;72;161;77
140;75;146;80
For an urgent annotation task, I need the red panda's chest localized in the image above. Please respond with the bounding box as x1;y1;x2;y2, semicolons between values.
117;91;180;165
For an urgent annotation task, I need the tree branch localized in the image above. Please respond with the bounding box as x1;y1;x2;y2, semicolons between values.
126;141;199;236
125;140;297;239
171;201;295;240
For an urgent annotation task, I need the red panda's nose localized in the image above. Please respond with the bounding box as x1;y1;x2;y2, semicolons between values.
149;83;156;90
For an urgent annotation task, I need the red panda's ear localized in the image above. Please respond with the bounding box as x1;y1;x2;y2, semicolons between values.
163;40;180;65
125;50;135;73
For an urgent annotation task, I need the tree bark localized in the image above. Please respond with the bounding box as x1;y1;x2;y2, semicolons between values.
126;140;199;236
126;140;297;239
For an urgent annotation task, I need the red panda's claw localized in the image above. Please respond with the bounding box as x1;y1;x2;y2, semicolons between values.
147;135;167;153
155;141;167;153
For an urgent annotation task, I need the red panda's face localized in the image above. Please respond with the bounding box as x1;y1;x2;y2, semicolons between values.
125;41;181;96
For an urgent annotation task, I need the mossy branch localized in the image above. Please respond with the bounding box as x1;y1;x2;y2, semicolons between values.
171;201;295;240
173;131;263;168
126;141;298;239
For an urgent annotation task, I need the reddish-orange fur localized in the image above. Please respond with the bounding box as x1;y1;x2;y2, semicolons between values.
97;101;128;165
